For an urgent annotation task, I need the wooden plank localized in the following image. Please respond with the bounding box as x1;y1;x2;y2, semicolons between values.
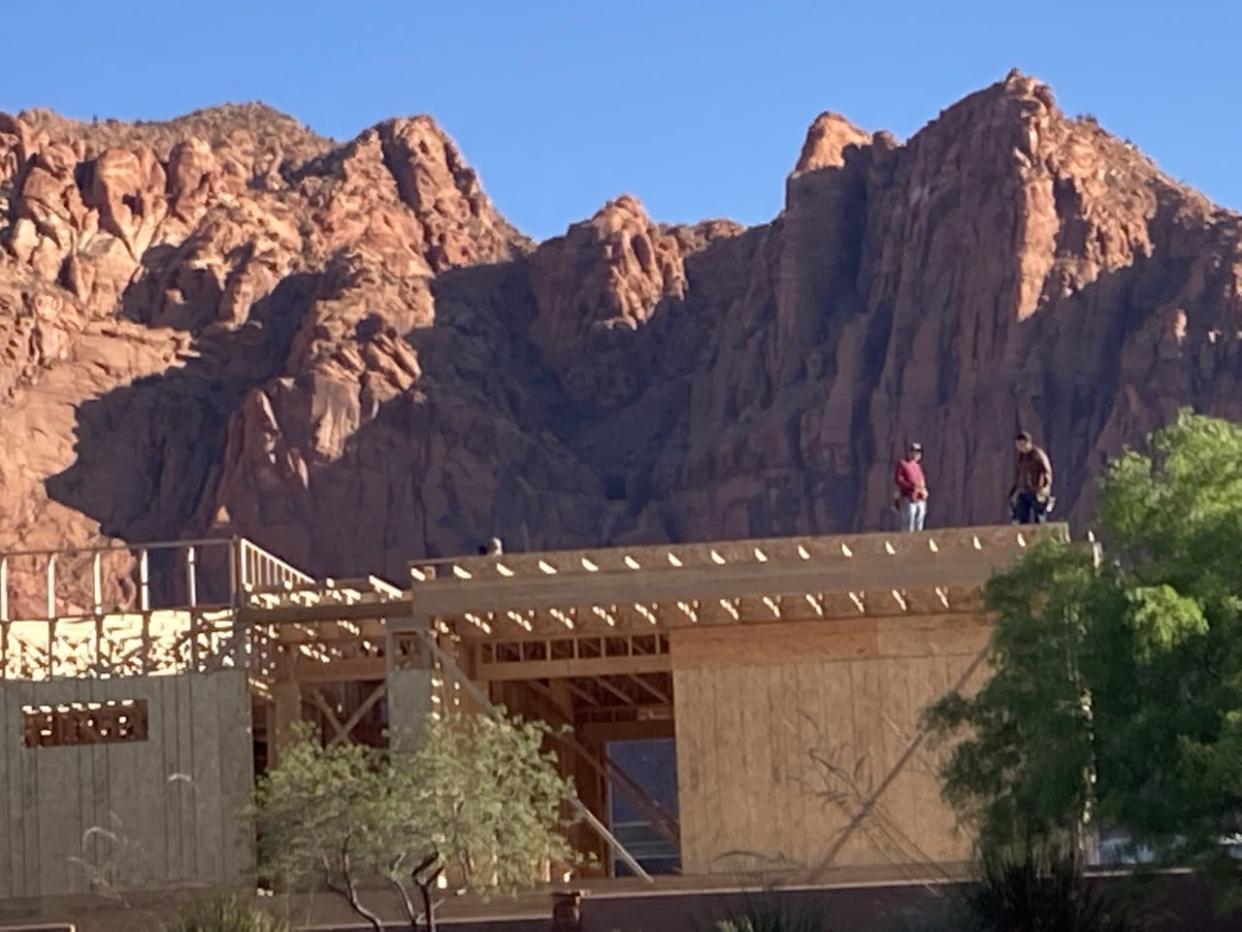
216;671;255;885
397;551;1000;619
735;665;765;864
789;663;822;869
292;655;386;684
169;673;193;884
478;654;671;683
762;664;798;868
417;523;1067;588
875;615;992;658
274;528;1071;628
0;680;9;898
844;661;887;867
877;656;920;867
672;668;704;875
18;681;40;897
87;682;113;898
578;719;674;744
809;658;855;866
190;674;225;885
670;620;878;671
37;683;79;897
906;655;952;864
70;678;91;897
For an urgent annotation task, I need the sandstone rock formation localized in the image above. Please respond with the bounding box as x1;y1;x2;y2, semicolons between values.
2;73;1241;585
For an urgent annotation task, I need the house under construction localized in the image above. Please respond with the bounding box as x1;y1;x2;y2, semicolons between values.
0;522;1068;917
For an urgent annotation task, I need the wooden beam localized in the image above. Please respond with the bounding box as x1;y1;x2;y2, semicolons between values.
326;683;387;749
626;673;671;705
475;653;671;683
589;676;638;706
564;680;602;707
578;718;675;744
247;529;1069;628
308;688;346;737
292;656;387;684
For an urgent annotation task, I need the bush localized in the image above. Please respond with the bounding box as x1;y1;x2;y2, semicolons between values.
964;850;1135;932
705;894;833;932
879;896;975;932
163;897;289;932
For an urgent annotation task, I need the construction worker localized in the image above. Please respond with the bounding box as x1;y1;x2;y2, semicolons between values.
893;442;929;532
1008;432;1053;524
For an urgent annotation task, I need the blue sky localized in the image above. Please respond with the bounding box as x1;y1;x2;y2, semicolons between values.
5;1;1238;241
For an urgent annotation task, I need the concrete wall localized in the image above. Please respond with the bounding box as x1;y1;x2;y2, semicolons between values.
671;615;991;874
0;670;254;900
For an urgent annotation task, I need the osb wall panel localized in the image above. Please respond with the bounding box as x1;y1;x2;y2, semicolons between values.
0;670;254;900
671;617;991;874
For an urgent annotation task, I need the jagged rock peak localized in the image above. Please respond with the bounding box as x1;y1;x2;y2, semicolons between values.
794;112;871;173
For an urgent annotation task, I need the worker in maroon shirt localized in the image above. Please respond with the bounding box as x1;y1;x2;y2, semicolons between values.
893;442;929;532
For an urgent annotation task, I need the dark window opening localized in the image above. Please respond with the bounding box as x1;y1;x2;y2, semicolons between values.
24;699;149;748
607;738;680;875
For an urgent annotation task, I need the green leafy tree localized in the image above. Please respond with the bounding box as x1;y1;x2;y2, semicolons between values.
927;411;1242;894
253;711;581;931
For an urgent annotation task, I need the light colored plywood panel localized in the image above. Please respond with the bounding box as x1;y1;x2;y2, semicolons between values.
899;655;946;866
845;660;889;867
190;674;226;885
178;674;203;884
763;664;802;870
671;620;878;671
215;671;256;885
736;664;770;866
16;682;41;897
935;652;979;861
0;683;10;899
672;668;707;875
889;656;933;869
875;615;993;659
145;676;177;884
699;667;726;875
37;683;82;897
707;667;747;872
68;679;92;898
876;656;923;868
789;663;827;869
803;659;856;868
671;643;989;874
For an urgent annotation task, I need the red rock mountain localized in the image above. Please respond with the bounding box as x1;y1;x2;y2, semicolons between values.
2;73;1240;581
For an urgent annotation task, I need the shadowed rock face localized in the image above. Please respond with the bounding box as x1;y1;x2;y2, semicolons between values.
2;73;1241;581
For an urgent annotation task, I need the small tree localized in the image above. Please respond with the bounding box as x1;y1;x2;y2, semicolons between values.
253;711;581;931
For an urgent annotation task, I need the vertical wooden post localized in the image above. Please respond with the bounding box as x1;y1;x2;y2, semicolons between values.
46;554;56;620
139;549;150;612
271;673;302;767
386;612;433;753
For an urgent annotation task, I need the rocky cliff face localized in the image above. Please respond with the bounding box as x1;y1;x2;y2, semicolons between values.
2;72;1240;583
